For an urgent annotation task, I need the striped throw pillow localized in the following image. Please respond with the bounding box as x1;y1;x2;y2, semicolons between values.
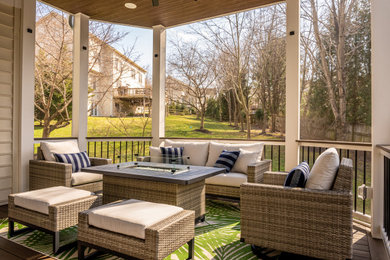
160;147;184;164
284;162;310;187
214;150;240;172
54;151;91;173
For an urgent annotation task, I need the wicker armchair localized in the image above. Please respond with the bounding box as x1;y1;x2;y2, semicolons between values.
29;148;112;192
240;158;353;260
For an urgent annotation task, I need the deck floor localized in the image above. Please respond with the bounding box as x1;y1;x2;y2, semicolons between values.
0;205;386;259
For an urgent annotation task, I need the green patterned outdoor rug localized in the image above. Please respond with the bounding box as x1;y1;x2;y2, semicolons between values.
0;200;284;260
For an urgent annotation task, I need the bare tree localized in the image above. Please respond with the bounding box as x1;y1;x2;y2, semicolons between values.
168;41;217;131
34;3;135;138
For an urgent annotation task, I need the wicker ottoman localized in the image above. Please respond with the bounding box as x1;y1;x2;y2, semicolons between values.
8;186;101;254
78;199;195;260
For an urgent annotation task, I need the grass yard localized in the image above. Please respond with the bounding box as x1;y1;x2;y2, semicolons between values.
34;115;284;140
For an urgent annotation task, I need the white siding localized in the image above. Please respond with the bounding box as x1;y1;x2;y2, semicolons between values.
0;2;14;204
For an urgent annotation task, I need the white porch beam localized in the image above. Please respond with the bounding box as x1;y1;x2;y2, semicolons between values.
285;0;300;171
151;25;166;146
72;13;89;151
16;0;36;192
371;0;390;239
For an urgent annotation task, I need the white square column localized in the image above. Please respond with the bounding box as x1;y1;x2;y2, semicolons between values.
151;25;166;146
285;0;301;171
371;0;390;239
72;13;89;151
15;0;36;192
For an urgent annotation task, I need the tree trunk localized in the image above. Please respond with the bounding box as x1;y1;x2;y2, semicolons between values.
227;93;232;125
200;108;205;130
246;109;251;139
42;120;51;138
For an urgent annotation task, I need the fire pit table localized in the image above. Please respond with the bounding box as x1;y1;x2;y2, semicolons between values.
83;159;225;221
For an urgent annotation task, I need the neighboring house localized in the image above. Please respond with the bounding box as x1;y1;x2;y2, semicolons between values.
36;12;149;117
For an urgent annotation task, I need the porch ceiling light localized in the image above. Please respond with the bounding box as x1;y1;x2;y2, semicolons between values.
125;3;137;9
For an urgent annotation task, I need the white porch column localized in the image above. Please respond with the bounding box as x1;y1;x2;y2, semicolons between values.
72;13;89;151
16;0;36;192
151;25;166;146
285;0;300;171
371;0;390;239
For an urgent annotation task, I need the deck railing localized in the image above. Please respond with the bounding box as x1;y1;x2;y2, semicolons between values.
34;137;372;222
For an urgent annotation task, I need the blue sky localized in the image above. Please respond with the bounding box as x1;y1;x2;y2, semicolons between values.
111;24;194;76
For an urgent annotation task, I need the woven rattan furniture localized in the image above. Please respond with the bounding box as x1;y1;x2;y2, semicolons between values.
138;156;272;200
8;186;101;254
240;158;353;259
77;200;195;260
206;160;271;199
83;161;224;221
29;147;111;192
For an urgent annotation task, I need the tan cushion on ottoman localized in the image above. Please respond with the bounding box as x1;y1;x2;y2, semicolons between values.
205;172;247;187
13;186;93;214
88;199;184;239
72;172;103;186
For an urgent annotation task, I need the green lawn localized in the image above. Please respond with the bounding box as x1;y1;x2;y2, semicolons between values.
34;115;283;140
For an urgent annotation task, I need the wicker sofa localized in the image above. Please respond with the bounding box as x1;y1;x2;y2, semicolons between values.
141;139;272;199
29;141;112;192
240;158;353;259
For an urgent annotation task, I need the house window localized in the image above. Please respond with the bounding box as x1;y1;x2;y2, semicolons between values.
115;102;120;112
91;103;98;116
138;73;142;83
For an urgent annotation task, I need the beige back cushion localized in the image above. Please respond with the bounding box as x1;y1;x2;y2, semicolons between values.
40;140;80;161
165;139;210;166
305;148;340;190
206;141;264;167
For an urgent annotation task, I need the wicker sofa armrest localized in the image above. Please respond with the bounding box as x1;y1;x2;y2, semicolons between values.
246;160;271;183
89;157;112;166
137;156;151;162
263;171;288;185
29;160;72;189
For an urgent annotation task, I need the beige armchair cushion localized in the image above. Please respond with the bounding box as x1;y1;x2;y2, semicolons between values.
206;142;264;167
88;199;183;239
40;140;80;161
205;172;247;187
165;139;210;166
305;148;340;190
13;186;93;214
71;172;103;186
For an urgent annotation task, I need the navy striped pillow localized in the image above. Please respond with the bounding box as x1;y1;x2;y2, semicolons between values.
54;151;91;173
214;150;240;172
160;147;184;164
284;162;310;187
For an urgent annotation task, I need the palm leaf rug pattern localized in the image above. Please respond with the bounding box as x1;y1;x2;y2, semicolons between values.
0;200;281;260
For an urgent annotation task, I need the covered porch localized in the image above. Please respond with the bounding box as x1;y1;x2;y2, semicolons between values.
0;0;389;258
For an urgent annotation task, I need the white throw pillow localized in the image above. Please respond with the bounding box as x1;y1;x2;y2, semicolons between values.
206;142;264;167
305;148;340;190
165;139;210;166
40;140;80;161
231;149;260;174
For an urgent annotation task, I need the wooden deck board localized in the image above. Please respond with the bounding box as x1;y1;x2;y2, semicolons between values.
0;205;386;259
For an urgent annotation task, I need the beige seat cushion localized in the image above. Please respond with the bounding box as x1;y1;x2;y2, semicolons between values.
205;172;247;187
72;172;103;186
40;140;80;161
206;142;264;167
88;199;183;239
165;139;210;166
13;186;93;214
